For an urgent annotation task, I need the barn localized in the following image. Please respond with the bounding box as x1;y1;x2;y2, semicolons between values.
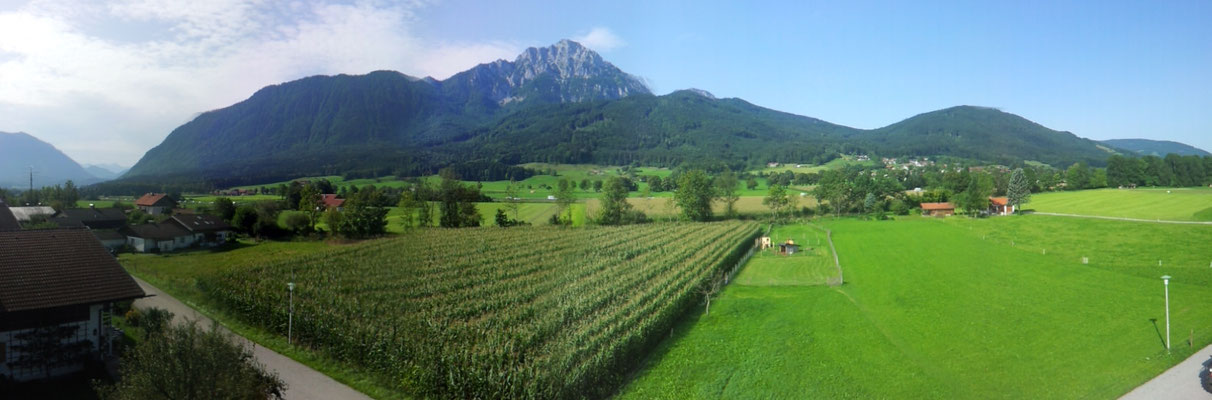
920;202;955;217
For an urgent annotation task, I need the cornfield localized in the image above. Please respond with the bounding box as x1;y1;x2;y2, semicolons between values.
199;221;759;399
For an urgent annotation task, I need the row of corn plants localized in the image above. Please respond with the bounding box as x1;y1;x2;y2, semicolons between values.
199;221;759;399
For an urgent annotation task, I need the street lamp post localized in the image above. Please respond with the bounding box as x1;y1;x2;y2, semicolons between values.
288;281;295;344
1161;275;1171;351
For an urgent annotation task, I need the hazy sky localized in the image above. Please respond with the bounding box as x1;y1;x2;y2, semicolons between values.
1;0;1209;166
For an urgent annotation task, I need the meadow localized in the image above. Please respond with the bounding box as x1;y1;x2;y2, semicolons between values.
732;224;837;287
619;216;1212;399
1028;187;1212;221
198;222;760;398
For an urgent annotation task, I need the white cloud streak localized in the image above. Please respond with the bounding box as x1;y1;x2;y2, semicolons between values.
574;26;624;52
0;0;519;165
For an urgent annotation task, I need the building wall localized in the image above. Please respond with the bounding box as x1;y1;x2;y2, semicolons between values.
0;304;108;382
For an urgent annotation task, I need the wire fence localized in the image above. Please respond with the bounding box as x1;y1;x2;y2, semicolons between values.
809;223;844;287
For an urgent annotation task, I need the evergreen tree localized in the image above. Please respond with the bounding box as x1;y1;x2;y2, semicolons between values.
1007;168;1031;213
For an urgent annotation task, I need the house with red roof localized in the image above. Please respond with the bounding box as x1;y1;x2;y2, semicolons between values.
920;202;955;217
321;194;345;211
134;193;175;215
0;229;145;381
989;197;1014;216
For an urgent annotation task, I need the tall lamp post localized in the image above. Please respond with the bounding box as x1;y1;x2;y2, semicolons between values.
1161;275;1171;351
288;281;295;344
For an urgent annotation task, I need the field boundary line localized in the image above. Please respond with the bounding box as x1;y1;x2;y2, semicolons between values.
1028;211;1212;225
808;223;843;286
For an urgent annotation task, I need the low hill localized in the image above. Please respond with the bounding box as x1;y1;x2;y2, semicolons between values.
1101;138;1210;157
860;106;1117;167
0;131;99;189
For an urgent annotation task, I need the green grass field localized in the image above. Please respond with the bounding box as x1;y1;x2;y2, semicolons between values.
619;217;1212;399
732;224;837;286
1028;188;1212;221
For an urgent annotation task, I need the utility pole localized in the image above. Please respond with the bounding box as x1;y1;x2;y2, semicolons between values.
1162;275;1171;350
288;281;295;344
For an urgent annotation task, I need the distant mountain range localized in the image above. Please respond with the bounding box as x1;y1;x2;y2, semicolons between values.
82;164;130;180
111;39;1203;190
1100;139;1210;157
0;131;103;189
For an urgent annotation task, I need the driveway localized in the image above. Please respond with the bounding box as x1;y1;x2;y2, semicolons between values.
133;277;372;400
1119;344;1212;399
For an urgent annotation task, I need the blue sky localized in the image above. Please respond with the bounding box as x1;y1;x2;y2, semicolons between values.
0;1;1208;166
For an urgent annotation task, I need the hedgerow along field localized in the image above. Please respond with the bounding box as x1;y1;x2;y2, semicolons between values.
619;217;1212;399
199;221;759;399
1028;187;1212;221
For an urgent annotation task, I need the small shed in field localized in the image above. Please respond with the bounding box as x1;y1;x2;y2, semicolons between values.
758;236;772;250
920;202;955;217
779;239;799;255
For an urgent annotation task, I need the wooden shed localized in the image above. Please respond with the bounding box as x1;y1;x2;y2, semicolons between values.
920;202;955;217
779;239;799;255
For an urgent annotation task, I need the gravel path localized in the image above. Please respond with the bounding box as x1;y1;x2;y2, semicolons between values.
132;277;372;400
1119;344;1212;399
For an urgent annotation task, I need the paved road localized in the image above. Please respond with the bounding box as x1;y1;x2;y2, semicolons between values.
1119;344;1212;399
132;277;372;400
1030;211;1212;225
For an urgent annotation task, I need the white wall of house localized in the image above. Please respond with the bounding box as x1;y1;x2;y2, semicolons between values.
0;304;109;382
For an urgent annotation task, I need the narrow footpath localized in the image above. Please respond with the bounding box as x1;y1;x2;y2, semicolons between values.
1030;211;1212;225
1119;344;1212;399
132;277;372;400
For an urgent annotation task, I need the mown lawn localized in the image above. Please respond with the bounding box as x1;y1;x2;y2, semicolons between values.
619;217;1212;399
1028;187;1212;221
733;224;837;286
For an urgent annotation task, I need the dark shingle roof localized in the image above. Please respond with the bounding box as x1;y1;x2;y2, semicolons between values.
92;229;127;241
0;229;145;312
122;222;191;241
56;207;128;229
0;202;19;231
171;214;232;233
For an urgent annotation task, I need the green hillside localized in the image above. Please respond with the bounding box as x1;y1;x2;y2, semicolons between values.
1102;138;1211;157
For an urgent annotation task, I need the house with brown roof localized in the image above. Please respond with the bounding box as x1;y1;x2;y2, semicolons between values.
920;202;955;217
171;214;233;247
121;222;193;253
988;197;1014;216
134;193;175;215
0;229;145;382
321;194;345;211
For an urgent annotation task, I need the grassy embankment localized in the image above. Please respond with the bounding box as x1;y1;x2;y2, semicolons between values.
619;216;1212;399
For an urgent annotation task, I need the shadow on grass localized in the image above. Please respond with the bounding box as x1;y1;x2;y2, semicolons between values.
1150;319;1166;349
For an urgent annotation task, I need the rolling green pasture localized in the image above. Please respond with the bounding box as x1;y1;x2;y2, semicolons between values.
1029;188;1212;221
619;217;1212;399
732;224;837;286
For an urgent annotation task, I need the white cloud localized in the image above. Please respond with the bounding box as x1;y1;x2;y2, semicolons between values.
573;26;624;52
0;0;520;165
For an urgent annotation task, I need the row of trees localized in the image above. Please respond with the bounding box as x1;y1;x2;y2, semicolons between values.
1106;154;1212;188
0;180;81;210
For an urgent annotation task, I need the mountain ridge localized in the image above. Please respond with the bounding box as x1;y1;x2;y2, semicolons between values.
116;39;1164;190
0;131;101;189
1100;138;1210;157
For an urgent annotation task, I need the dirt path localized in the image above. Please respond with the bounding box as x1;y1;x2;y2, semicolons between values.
132;277;372;400
1119;344;1212;399
1030;211;1212;225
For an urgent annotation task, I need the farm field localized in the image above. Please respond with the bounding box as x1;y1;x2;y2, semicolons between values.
199;222;760;398
1028;187;1212;221
619;217;1212;399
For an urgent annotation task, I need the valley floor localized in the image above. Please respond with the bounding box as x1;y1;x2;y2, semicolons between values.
618;216;1212;399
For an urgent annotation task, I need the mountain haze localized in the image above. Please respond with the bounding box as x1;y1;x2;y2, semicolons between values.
120;40;1129;189
0;132;100;189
